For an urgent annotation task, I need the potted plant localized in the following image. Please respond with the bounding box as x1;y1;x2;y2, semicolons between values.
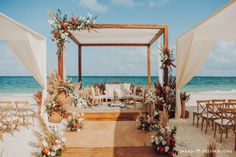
36;127;66;157
151;126;178;157
46;101;66;123
66;113;84;132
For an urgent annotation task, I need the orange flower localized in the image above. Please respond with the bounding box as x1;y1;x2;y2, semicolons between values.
42;147;50;154
76;123;81;128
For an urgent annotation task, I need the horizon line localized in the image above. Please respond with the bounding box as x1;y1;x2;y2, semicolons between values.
1;75;236;77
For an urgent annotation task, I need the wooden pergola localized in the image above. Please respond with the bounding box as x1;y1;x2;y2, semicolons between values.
58;24;168;88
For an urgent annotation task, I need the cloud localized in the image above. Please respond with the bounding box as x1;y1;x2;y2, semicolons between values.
0;43;29;76
111;0;172;8
197;41;236;76
77;0;107;13
111;0;135;8
81;46;161;76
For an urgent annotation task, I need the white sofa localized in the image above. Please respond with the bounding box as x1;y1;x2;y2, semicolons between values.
105;83;132;100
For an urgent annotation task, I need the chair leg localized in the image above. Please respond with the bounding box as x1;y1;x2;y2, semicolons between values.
226;127;228;138
201;118;204;131
214;124;217;138
205;120;208;134
212;121;214;130
220;126;223;143
192;114;195;125
197;117;200;128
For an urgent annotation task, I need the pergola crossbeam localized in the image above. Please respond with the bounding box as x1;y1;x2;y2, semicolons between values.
95;24;166;29
148;29;164;46
80;43;148;46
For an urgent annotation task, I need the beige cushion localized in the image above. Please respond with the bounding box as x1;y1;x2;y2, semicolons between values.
214;119;234;125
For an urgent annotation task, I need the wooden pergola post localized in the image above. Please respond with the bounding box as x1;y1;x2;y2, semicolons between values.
78;45;82;83
147;45;151;88
163;25;169;86
58;49;63;79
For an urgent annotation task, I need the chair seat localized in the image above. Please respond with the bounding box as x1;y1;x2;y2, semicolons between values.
93;95;107;99
201;113;218;118
133;96;143;100
214;119;234;125
1;117;19;123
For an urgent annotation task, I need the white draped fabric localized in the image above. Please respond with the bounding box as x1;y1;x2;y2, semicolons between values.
0;13;48;124
176;0;236;118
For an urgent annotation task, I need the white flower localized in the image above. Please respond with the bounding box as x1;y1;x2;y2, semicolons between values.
77;129;80;132
159;136;163;141
61;137;66;142
155;139;160;145
165;146;169;152
160;128;165;134
165;126;170;132
61;33;66;39
162;140;166;145
48;20;54;26
42;140;48;147
55;139;61;144
50;151;56;156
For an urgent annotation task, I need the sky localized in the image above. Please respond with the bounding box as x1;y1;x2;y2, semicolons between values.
0;0;235;76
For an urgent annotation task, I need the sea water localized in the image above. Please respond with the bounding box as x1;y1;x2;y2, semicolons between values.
0;76;236;94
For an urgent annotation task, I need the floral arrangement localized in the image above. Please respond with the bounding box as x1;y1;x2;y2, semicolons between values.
160;47;176;71
181;92;190;102
66;112;84;132
45;72;88;122
154;82;167;111
49;9;96;55
33;91;43;114
145;89;156;104
151;126;178;157
36;127;66;157
45;101;66;116
136;112;159;131
72;94;87;108
33;91;43;104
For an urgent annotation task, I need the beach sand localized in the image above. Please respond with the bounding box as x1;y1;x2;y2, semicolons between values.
0;92;236;157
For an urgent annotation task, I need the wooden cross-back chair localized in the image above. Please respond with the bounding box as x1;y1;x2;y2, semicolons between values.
214;107;236;143
225;102;236;109
228;99;236;103
192;100;211;127
211;99;226;104
201;103;224;134
14;101;35;127
0;101;19;135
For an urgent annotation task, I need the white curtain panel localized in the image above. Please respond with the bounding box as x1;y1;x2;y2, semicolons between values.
0;13;48;125
176;0;236;118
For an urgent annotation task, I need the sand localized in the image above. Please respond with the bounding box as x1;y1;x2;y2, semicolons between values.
0;92;236;157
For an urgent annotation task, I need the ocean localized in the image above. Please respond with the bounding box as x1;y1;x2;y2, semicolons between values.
0;76;236;94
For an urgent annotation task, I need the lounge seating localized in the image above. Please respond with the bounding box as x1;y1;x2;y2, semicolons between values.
90;86;107;105
105;83;132;100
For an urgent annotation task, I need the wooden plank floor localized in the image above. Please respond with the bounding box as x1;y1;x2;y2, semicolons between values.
63;121;163;157
66;109;140;121
63;146;162;157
